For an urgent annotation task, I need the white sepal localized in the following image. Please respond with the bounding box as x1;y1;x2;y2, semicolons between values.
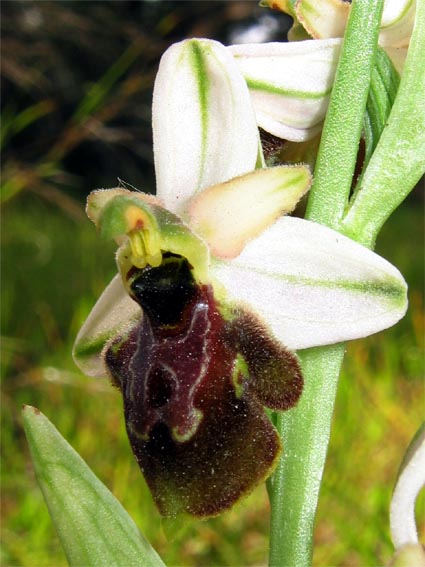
211;216;408;350
229;39;341;141
72;274;141;377
379;0;416;48
153;38;260;216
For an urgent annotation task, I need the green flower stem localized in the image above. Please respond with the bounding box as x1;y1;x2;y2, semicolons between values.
269;1;384;566
305;0;384;228
269;345;345;567
342;0;425;249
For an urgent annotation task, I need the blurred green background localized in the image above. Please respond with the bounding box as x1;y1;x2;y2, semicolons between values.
1;2;424;566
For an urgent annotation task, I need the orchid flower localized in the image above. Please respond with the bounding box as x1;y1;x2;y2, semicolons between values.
73;38;407;518
227;0;412;144
261;0;415;48
259;0;414;77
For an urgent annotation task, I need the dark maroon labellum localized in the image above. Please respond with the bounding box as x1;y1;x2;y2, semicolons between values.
105;254;303;517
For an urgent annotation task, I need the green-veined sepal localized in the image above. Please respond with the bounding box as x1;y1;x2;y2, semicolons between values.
152;38;261;216
211;216;408;350
72;274;140;378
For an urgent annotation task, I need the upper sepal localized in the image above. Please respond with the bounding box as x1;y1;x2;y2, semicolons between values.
211;216;408;350
152;38;261;216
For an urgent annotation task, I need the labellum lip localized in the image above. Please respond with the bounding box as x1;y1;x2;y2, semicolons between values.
105;254;303;518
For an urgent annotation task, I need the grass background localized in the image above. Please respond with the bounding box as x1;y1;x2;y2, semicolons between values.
1;2;424;566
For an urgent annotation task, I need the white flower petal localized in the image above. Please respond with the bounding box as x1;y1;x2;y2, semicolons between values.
153;38;260;216
229;39;341;141
390;424;425;549
73;274;141;377
211;216;408;350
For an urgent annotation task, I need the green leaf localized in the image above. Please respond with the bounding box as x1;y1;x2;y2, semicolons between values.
22;405;166;567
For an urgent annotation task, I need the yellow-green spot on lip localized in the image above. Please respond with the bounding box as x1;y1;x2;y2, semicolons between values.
171;409;204;443
232;354;249;399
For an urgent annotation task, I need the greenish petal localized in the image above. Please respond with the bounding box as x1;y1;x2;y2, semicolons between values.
188;165;312;258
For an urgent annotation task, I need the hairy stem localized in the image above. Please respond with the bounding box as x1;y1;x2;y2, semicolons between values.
269;346;345;567
342;0;425;248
